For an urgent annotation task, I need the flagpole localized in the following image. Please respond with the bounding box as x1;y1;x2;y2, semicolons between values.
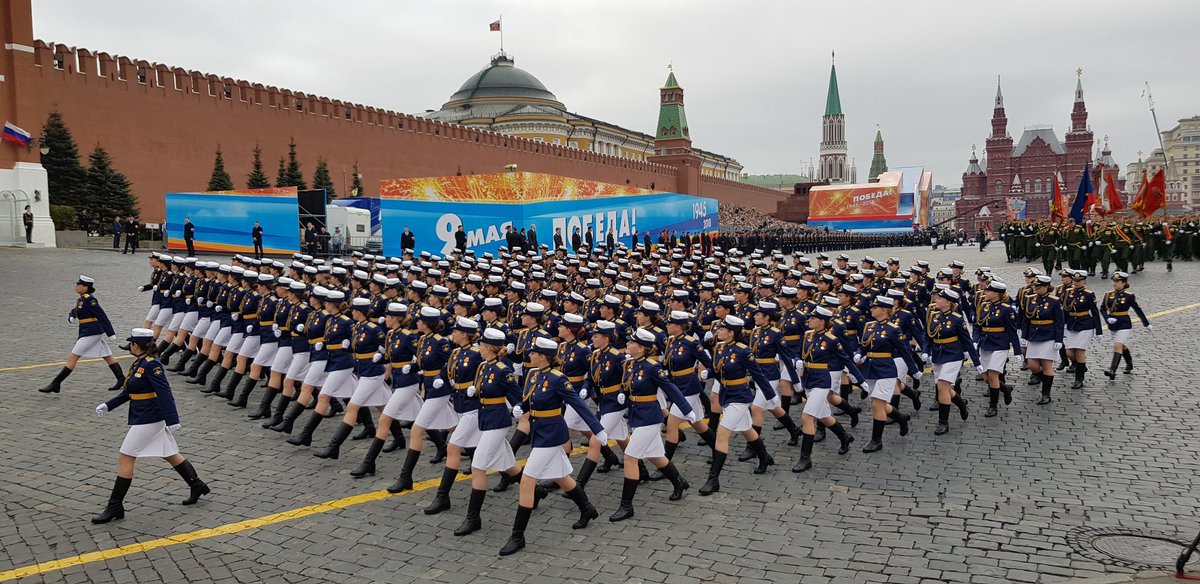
499;14;504;53
1144;82;1170;217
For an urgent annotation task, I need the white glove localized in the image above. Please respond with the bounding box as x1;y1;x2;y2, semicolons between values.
699;369;709;380
167;424;181;432
173;290;181;298
378;317;385;325
108;335;117;342
372;352;382;363
624;354;633;361
245;325;253;333
315;342;324;351
685;410;701;423
1106;317;1116;325
920;353;930;363
67;315;77;324
95;403;108;416
912;371;923;380
594;431;609;445
295;323;304;333
432;378;444;389
401;364;411;374
137;286;146;293
617;393;626;405
1146;324;1153;332
512;404;524;418
976;365;986;376
273;330;281;338
214;305;223;313
1019;339;1028;348
341;339;350;349
853;353;865;364
505;343;515;353
1053;342;1063;351
704;331;713;342
1094;240;1101;246
579;388;588;399
185;298;191;306
272;323;280;331
466;384;477;397
151;285;158;292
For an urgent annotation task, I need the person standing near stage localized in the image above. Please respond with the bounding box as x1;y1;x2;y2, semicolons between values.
91;328;210;524
123;216;139;254
401;226;415;252
40;275;126;394
112;217;123;250
527;224;539;250
23;205;34;244
183;217;196;257
252;221;264;259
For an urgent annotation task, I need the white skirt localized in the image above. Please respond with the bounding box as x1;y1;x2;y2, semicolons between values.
350;374;391;407
71;334;112;359
383;384;423;421
668;395;703;421
779;357;799;383
867;377;898;401
153;308;174;328
144;305;161;323
471;427;515;471
1112;329;1132;345
210;324;231;344
564;403;593;432
599;410;630;441
753;379;782;410
624;424;666;460
1064;330;1093;350
252;341;278;367
226;331;244;353
321;368;357;399
894;357;909;379
414;395;459;430
719;402;752;432
119;421;179;458
933;360;963;384
449;410;481;448
167;311;186;332
980;350;1008;373
803;384;833;419
179;311;199;332
285;352;310;380
523;445;574;480
270;346;294;374
192;317;213;339
302;358;328;386
237;336;261;359
1026;340;1057;361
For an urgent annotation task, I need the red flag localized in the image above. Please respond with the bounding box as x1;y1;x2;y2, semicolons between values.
1130;168;1149;214
1138;169;1167;217
1102;169;1124;214
1050;174;1068;221
489;20;501;31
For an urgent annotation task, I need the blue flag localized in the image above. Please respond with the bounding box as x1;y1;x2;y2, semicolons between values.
1068;164;1092;225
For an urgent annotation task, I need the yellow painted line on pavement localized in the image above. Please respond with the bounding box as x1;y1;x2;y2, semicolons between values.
1146;302;1200;319
0;445;590;582
0;355;133;373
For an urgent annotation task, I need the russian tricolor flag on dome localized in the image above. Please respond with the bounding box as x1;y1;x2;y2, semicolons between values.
2;122;32;145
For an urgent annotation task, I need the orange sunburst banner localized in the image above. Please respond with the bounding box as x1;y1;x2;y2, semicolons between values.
378;172;659;203
807;183;901;219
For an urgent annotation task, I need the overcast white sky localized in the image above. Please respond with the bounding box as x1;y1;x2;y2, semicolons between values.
32;0;1200;187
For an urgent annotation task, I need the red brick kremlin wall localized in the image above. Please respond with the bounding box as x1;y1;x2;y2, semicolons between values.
24;40;787;222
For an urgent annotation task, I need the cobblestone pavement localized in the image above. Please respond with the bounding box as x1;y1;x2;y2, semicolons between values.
1;245;1198;584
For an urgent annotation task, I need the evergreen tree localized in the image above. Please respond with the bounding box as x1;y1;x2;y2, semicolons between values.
246;145;271;189
283;138;307;189
351;161;365;197
207;146;234;191
85;145;137;219
40;111;89;208
275;156;287;188
312;157;335;201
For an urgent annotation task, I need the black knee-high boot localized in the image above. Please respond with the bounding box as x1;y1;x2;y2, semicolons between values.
271;399;306;433
935;404;951;435
598;444;620;472
92;476;132;524
1103;352;1121;379
1121;348;1133;372
738;425;762;461
229;375;257;407
38;366;72;393
773;394;792;430
263;393;291;428
839;383;852;403
423;467;458;515
986;387;1000;417
1058;348;1071;371
887;407;910;436
863;420;885;453
313;421;353;459
575;458;598;489
828;422;854;454
286;411;323;446
352;407;375;440
608;478;639;522
189;359;216;385
428;429;448;464
1071;363;1087;389
699;451;726;495
563;484;598;529
792;433;815;473
248;385;279;419
901;385;922;410
951;393;969;420
169;348;195;372
494;468;522;493
508;429;529;455
698;391;712;417
660;461;688;500
1037;373;1053;405
697;428;717;454
351;438;385;478
498;505;533;556
775;413;801;445
705;412;721;434
180;350;204;376
387;448;421;493
382;420;406;453
648;441;677;481
172;460;210;505
159;342;181;365
107;362;126;391
748;438;774;474
454;488;486;536
217;370;242;399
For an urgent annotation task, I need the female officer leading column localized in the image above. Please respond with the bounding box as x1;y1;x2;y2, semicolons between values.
40;275;126;394
92;328;210;524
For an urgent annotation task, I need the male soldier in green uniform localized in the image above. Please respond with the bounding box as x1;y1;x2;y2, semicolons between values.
1096;221;1116;278
1038;222;1060;275
1112;220;1132;274
1065;222;1088;270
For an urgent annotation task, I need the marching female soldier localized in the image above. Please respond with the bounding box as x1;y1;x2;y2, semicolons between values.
699;315;778;496
229;274;281;408
422;316;483;515
498;337;605;556
40;275;125;394
793;306;861;472
250;280;302;422
313;297;388;459
270;286;328;434
387;306;455;493
1100;272;1152;378
1021;275;1065;405
558;313;597;456
654;311;717;478
919;289;980;435
974;281;1021;417
92;328;209;523
744;301;803;458
856;296;919;453
1062;271;1104;389
211;269;259;400
287;289;351;446
609;327;696;522
582;320;629;478
452;327;525;536
350;302;419;477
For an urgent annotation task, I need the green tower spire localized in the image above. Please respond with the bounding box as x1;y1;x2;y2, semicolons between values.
655;65;689;141
825;55;842;116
